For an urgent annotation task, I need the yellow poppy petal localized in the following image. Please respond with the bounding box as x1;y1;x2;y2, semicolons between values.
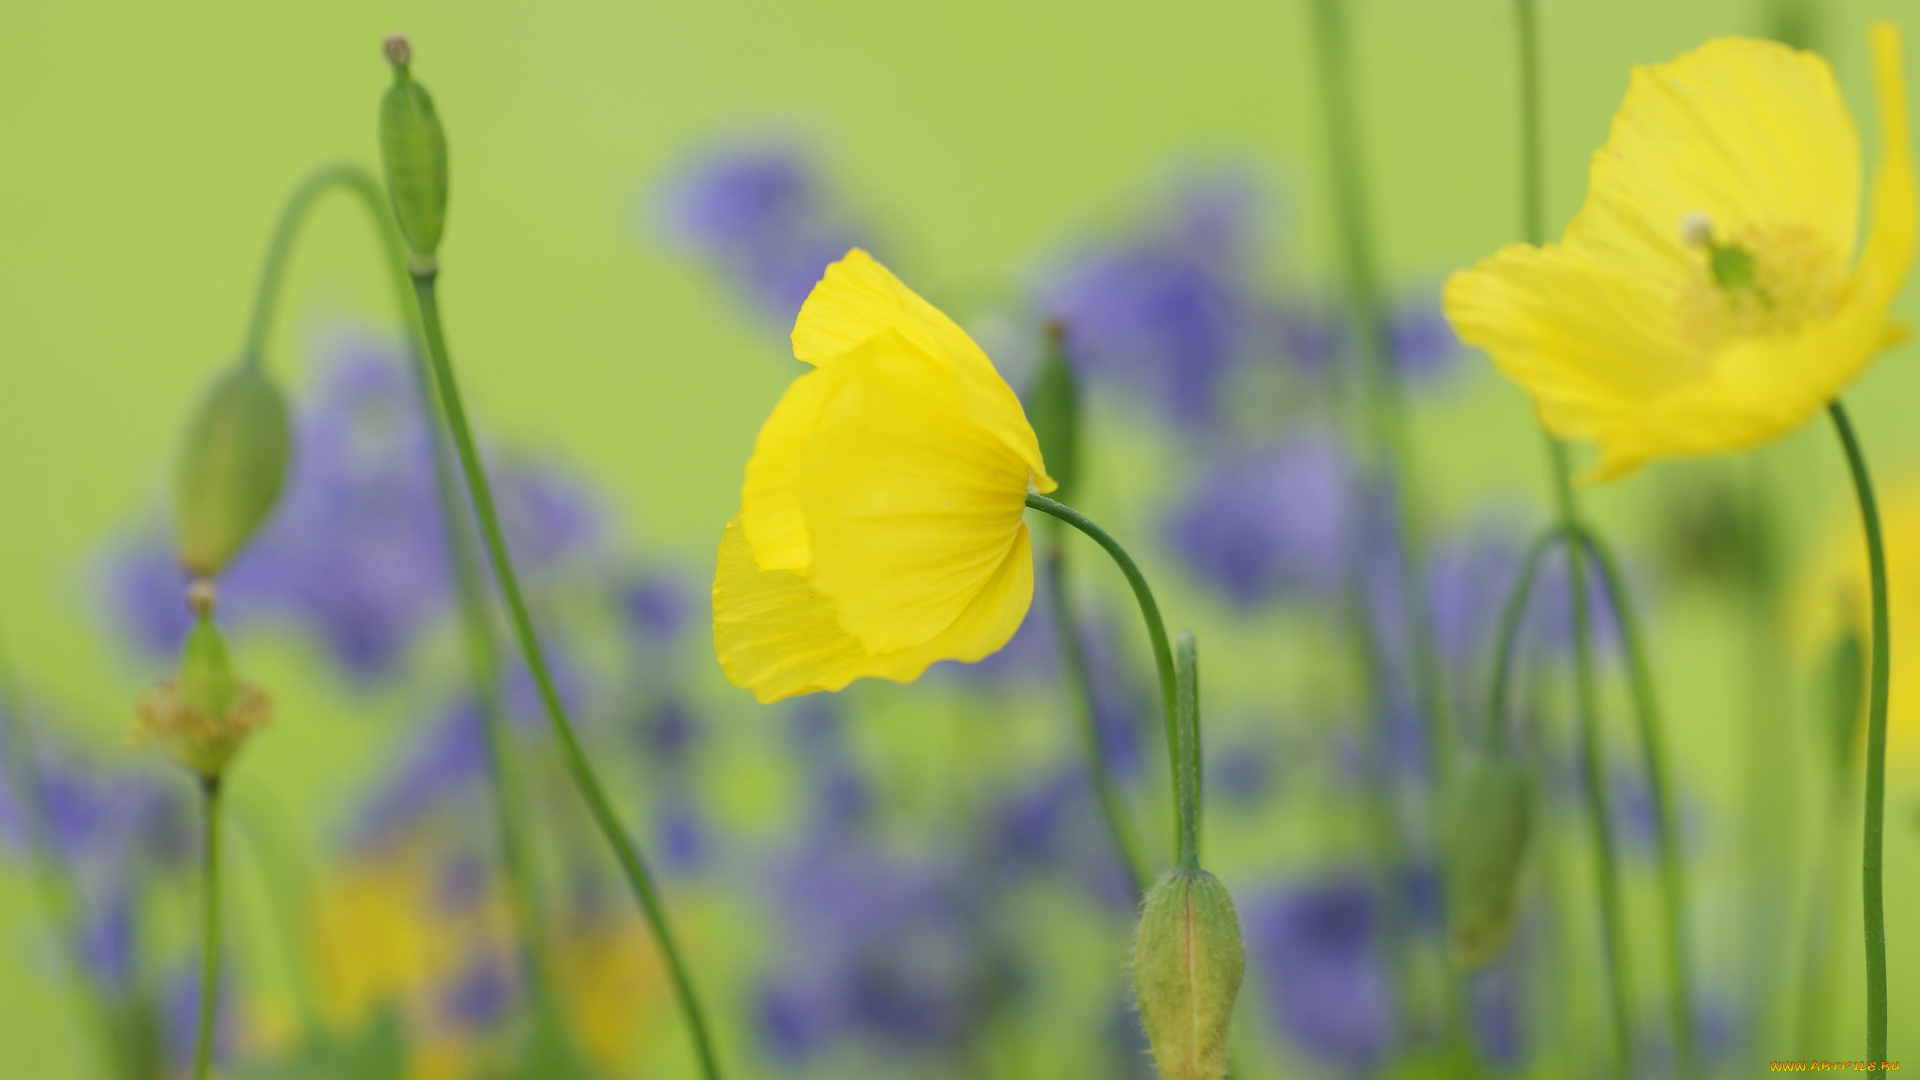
1851;22;1916;315
798;331;1033;654
790;249;1056;491
1567;36;1860;295
713;516;1033;703
739;363;840;573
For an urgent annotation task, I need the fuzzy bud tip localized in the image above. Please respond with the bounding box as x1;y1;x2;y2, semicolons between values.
186;579;217;618
383;33;413;70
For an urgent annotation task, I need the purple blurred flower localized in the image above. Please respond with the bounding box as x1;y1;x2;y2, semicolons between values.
103;346;604;684
1246;875;1397;1069
1164;433;1355;608
1276;293;1460;383
442;956;516;1028
621;571;691;646
1045;176;1267;426
658;140;868;323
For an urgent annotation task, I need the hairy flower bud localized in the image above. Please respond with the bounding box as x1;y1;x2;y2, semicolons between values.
1441;754;1535;967
134;618;271;780
174;366;291;578
378;35;448;259
1132;869;1244;1080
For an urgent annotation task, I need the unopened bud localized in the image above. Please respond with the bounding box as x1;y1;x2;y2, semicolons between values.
175;366;291;579
378;39;448;259
1026;322;1081;500
1441;754;1535;967
134;617;271;780
1133;869;1244;1080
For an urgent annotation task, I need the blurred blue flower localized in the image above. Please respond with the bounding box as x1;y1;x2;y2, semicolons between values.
1164;433;1355;608
1246;875;1397;1069
659;139;869;323
442;955;516;1028
621;571;691;646
1045;175;1267;427
103;345;604;685
755;839;991;1064
1275;293;1461;384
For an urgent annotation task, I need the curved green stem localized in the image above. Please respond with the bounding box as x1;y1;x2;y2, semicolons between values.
0;635;129;1078
1025;493;1183;864
1042;527;1149;895
1828;401;1890;1076
1547;446;1634;1076
190;776;224;1080
1511;4;1640;1070
1580;527;1696;1078
1483;526;1566;756
245;163;562;1037
408;269;724;1080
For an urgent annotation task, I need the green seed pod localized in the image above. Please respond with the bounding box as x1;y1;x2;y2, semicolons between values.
1441;754;1535;968
1026;322;1080;500
174;366;291;578
1133;869;1244;1080
378;34;448;259
134;616;272;780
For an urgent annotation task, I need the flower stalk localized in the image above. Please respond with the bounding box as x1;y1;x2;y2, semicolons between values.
1827;401;1891;1077
189;774;224;1080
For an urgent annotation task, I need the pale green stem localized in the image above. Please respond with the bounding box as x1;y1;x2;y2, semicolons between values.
1175;630;1201;874
1580;527;1696;1078
408;269;724;1080
1482;525;1565;756
243;163;559;1033
1827;401;1890;1077
190;776;224;1080
1042;525;1149;896
1025;494;1183;865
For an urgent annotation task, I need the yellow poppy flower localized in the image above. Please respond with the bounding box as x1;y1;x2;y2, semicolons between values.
1795;477;1920;767
713;249;1056;702
1445;24;1915;482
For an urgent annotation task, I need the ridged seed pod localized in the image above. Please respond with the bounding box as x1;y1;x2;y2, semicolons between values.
378;35;448;258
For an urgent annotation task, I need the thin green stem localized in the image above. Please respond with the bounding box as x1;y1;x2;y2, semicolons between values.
1174;630;1201;873
190;775;224;1080
1511;6;1642;1069
1580;527;1696;1078
246;163;562;1036
408;269;723;1080
1483;526;1565;756
1546;447;1633;1077
1025;493;1182;857
1828;401;1890;1077
1306;0;1453;771
1042;526;1149;896
0;635;129;1078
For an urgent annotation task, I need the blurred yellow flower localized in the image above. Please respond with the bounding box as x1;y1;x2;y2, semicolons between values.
714;248;1055;702
1796;478;1920;767
1445;24;1914;482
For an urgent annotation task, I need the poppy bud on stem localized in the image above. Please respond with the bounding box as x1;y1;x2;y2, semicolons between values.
174;366;291;579
378;33;448;262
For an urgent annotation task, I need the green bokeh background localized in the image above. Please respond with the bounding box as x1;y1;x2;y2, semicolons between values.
2;0;1917;1073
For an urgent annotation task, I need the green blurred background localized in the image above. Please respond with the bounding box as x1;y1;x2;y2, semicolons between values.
2;0;1916;1073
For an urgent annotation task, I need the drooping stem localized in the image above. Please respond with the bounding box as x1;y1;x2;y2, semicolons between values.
1025;493;1182;858
1306;0;1454;771
408;269;724;1080
0;634;129;1078
1042;526;1149;895
1483;525;1565;756
1580;527;1696;1079
244;163;561;1030
1827;401;1890;1077
1547;446;1634;1076
1174;630;1202;873
1511;3;1642;1071
190;776;224;1080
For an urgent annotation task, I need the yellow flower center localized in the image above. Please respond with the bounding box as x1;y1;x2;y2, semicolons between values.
1677;216;1847;351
